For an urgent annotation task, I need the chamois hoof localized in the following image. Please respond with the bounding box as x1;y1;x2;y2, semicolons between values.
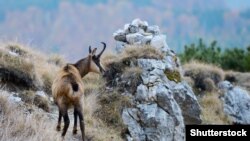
73;129;77;135
56;125;61;131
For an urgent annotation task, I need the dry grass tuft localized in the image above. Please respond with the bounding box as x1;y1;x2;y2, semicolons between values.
18;90;50;112
19;90;36;103
225;71;250;93
121;45;164;60
102;45;164;66
0;42;60;95
121;67;143;93
84;93;123;141
183;61;224;92
33;94;50;112
82;73;106;95
0;46;41;90
41;70;56;95
47;54;66;67
101;51;119;68
6;44;30;57
203;78;216;92
199;93;231;124
95;90;132;133
0;92;61;141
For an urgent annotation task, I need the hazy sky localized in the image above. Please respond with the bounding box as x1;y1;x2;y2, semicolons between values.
227;0;250;9
0;0;250;60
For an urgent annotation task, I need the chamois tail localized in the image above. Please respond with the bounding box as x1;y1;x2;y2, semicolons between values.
71;81;79;92
68;74;79;92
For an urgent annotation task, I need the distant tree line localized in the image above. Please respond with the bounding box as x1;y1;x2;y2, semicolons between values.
179;39;250;72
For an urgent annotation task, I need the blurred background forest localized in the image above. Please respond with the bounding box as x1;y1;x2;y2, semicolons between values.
0;0;250;64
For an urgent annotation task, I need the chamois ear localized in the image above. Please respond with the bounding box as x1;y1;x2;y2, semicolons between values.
89;46;92;54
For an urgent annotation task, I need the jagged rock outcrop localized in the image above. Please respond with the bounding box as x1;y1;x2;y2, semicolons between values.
105;19;202;141
172;82;202;124
113;18;169;53
218;81;250;124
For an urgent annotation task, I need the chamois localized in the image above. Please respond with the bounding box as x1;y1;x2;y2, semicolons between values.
52;42;106;141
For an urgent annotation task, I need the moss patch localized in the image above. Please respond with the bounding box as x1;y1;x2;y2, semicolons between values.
164;69;181;83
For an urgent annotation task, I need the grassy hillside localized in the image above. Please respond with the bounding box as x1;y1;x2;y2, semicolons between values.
0;42;122;141
1;42;250;140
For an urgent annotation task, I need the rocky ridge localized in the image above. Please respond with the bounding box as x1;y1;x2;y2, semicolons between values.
109;19;202;141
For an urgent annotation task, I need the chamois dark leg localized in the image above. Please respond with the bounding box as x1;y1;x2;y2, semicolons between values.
76;106;85;141
56;110;62;131
61;109;70;137
73;107;78;135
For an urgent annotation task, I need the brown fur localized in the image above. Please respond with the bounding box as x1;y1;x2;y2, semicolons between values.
52;42;106;141
52;64;84;108
52;64;86;141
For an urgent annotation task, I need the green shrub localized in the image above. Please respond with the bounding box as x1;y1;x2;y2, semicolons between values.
179;39;250;72
179;39;221;65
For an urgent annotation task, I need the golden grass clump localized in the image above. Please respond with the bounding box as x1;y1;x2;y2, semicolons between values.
199;93;231;124
203;78;216;92
225;71;250;93
102;45;164;67
0;42;60;95
95;90;132;132
6;44;30;57
84;93;123;141
121;45;164;60
33;94;50;112
101;51;119;68
19;90;36;104
82;73;106;95
0;45;42;90
18;90;50;112
81;73;124;140
121;67;143;93
47;54;66;67
183;61;225;92
0;92;61;141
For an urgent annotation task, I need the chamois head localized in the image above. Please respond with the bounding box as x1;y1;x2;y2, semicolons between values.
74;42;106;77
89;42;106;74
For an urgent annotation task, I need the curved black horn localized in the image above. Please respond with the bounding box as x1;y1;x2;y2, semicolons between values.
89;46;92;53
97;42;106;58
